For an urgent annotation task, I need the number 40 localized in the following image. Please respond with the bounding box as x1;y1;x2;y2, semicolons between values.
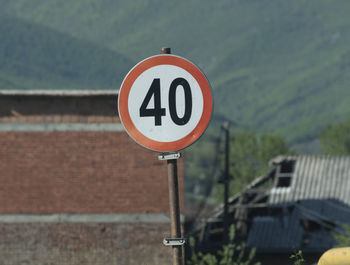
139;78;192;126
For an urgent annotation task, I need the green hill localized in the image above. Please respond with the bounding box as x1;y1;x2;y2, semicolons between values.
2;0;350;145
0;14;133;90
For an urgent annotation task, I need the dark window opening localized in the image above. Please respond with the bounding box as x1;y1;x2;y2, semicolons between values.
276;176;292;187
275;160;295;188
280;160;296;173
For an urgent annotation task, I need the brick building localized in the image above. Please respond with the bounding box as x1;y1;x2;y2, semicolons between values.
0;90;184;265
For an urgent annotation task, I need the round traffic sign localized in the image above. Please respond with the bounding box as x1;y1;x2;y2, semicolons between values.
118;54;213;152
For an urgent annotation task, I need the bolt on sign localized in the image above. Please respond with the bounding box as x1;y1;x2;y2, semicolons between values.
118;54;213;152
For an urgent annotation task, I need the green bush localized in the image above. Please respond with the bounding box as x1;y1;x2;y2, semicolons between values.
290;250;305;265
187;225;260;265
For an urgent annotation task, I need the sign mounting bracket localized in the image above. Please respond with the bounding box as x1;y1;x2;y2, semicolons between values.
158;152;181;160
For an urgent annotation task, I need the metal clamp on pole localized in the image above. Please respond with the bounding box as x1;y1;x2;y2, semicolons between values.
163;238;186;246
158;152;181;160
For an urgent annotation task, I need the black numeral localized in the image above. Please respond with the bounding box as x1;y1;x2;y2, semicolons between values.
139;78;193;126
169;78;192;125
139;78;166;126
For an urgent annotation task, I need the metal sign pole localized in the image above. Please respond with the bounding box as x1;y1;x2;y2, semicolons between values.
159;152;184;265
167;157;183;265
160;47;184;265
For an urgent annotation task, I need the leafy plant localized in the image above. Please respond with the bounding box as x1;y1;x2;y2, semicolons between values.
187;225;260;265
289;250;305;265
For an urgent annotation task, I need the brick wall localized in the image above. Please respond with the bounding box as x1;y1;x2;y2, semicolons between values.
0;93;184;264
0;131;183;214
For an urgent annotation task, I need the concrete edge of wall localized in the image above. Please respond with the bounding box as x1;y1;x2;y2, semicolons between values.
0;90;119;96
0;214;185;223
0;123;125;132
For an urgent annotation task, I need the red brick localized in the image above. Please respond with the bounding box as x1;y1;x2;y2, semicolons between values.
0;131;184;214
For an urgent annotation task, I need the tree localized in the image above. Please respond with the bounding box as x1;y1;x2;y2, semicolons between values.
184;131;291;203
185;134;221;204
225;131;291;196
320;120;350;155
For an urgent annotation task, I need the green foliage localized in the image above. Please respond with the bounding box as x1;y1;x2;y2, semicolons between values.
333;224;350;247
184;136;219;204
187;225;260;265
227;131;291;196
184;131;291;203
289;250;305;265
320;119;350;155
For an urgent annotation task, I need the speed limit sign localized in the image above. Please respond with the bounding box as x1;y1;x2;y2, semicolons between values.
118;54;213;152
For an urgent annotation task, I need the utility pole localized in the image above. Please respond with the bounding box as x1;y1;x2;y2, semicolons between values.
221;121;230;243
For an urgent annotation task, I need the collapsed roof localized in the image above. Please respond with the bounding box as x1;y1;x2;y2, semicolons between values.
192;155;350;252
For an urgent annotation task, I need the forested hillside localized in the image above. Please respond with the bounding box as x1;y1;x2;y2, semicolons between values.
0;14;133;90
2;0;350;146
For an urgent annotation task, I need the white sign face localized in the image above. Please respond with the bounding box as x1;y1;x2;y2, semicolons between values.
118;54;213;152
128;65;204;142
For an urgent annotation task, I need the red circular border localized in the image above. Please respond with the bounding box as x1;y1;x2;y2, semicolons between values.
118;54;213;152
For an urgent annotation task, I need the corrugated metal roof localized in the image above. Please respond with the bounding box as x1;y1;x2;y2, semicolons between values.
196;155;350;252
247;206;337;252
247;209;303;251
246;155;350;252
269;155;350;206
